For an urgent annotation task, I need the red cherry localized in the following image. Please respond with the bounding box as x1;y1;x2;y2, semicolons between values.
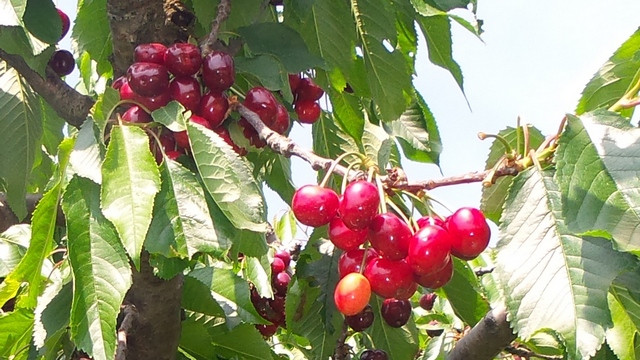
48;50;75;76
133;90;171;111
56;9;70;40
338;248;379;279
214;127;246;156
345;304;374;332
112;76;127;90
288;73;301;94
446;208;491;260
239;118;266;148
126;62;170;97
273;271;290;296
274;250;291;268
369;213;412;261
272;104;290;134
364;258;416;299
361;350;389;360
165;150;183;160
294;100;321;124
334;273;371;316
380;298;411;328
291;185;339;227
339;180;380;230
243;87;278;126
329;217;368;251
134;43;167;65
407;225;451;276
174;131;189;149
121;106;151;123
165;43;202;77
416;215;445;229
255;323;279;337
271;258;286;274
414;257;453;289
159;129;177;151
169;77;202;112
199;91;228;129
119;81;135;101
189;114;211;129
419;293;437;311
202;51;234;92
296;78;324;101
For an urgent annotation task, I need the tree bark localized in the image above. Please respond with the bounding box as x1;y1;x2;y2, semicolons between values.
448;305;516;360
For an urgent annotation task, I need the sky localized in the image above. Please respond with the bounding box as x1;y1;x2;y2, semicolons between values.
56;0;640;223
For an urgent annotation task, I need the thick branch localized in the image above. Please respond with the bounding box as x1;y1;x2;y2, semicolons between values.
400;167;519;192
200;0;231;56
448;305;516;360
0;49;94;129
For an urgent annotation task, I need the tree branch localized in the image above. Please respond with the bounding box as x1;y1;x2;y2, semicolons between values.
200;0;231;56
448;305;516;360
0;49;94;129
115;305;139;360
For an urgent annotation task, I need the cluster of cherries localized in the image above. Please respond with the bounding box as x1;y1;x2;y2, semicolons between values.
48;8;75;77
291;179;491;331
250;250;292;338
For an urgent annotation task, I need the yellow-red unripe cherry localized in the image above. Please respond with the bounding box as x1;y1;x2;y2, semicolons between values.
334;273;371;316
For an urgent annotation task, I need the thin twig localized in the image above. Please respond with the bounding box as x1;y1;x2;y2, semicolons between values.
115;305;139;360
332;320;350;360
201;0;231;56
474;267;495;277
505;345;563;360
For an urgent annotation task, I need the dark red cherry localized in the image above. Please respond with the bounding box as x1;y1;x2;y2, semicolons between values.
56;9;70;40
329;216;368;251
134;43;167;65
112;76;127;90
407;225;451;276
271;258;286;274
339;180;380;230
416;215;445;229
199;91;228;129
243;87;278;126
202;51;234;92
169;77;202;112
121;106;151;123
369;213;412;261
165;150;183;161
189;114;211;129
272;272;290;296
291;185;340;227
414;257;453;289
381;298;411;328
174;131;189;149
360;349;389;360
165;43;202;77
294;100;321;124
133;90;171;111
255;323;279;337
364;258;416;299
214;127;246;156
338;248;379;279
345;304;374;332
119;81;135;101
272;104;290;134
239;118;266;148
446;207;491;260
288;73;301;94
126;62;170;97
296;78;324;101
48;50;75;76
419;293;437;311
274;250;291;268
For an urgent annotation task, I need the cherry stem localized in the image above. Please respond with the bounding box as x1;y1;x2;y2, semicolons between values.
385;199;412;230
341;162;360;195
609;74;640;112
477;132;514;158
375;174;388;214
320;152;363;188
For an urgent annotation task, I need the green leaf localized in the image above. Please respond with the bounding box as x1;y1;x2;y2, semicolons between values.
0;27;53;72
555;111;640;253
249;151;296;204
312;112;359;165
237;23;325;73
235;55;290;101
148;254;190;280
351;0;412;121
480;125;545;223
441;258;489;326
22;0;61;44
606;291;639;360
495;167;636;360
91;87;119;137
191;0;270;38
62;176;132;360
101;125;161;268
209;323;274;359
146;159;226;258
70;119;104;184
244;255;273;299
39;98;66;155
369;296;419;358
362;121;395;169
384;92;442;164
151;101;187;132
576;28;640;117
33;281;72;351
181;276;226;317
72;0;113;75
188;122;268;233
187;267;265;327
0;61;43;219
0;0;24;26
0;224;30;277
0;308;33;359
416;14;464;93
179;315;219;359
329;89;365;143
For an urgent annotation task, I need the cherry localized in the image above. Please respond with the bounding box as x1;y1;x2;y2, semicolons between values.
243;87;278;126
126;62;170;97
407;224;451;276
202;51;234;92
133;90;171;111
380;298;411;328
134;43;167;65
288;73;301;94
121;106;151;123
416;215;445;229
419;293;437;311
334;273;371;316
291;185;339;227
272;104;290;134
119;81;135;101
446;207;491;260
271;258;286;274
339;180;380;230
296;77;324;101
199;91;228;129
189;114;211;129
329;216;369;251
165;43;202;77
364;258;416;299
165;150;183;160
174;131;189;150
270;0;284;5
369;213;411;261
426;320;444;337
274;250;291;268
414;256;453;289
239;118;266;148
48;50;75;76
169;77;202;112
345;304;374;332
338;248;379;279
56;9;70;40
255;323;279;337
112;76;127;90
360;349;389;360
294;100;321;124
272;271;290;296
